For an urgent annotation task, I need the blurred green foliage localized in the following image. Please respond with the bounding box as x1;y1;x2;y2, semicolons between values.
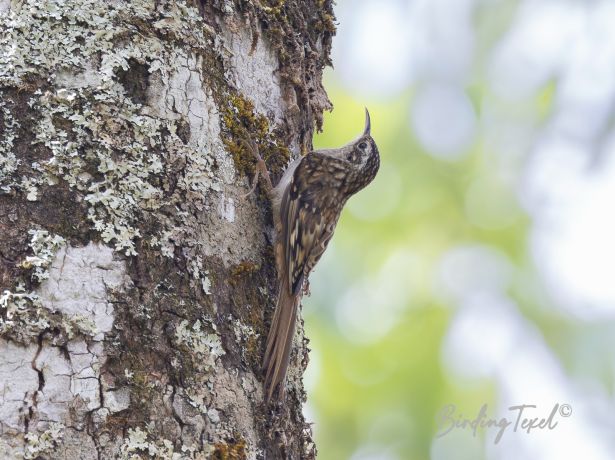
304;1;615;459
307;78;527;459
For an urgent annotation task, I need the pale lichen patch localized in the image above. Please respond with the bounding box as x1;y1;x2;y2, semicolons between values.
186;256;212;296
175;318;225;370
172;318;226;413
38;242;129;341
232;316;259;364
21;229;66;282
0;97;19;193
119;426;211;460
23;423;64;460
0;0;327;455
0;0;235;258
0;288;50;340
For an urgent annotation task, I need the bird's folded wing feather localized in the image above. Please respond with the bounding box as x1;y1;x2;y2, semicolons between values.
263;153;340;401
285;153;341;294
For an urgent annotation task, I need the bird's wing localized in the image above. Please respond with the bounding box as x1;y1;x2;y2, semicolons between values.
263;152;344;402
284;152;343;295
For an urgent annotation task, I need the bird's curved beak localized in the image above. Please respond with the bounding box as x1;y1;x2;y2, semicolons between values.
363;108;371;136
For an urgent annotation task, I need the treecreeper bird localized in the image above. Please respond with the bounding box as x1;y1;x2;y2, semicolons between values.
246;109;380;403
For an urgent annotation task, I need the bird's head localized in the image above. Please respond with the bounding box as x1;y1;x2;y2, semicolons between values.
335;108;380;194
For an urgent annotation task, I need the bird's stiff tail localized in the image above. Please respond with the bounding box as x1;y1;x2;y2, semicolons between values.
263;276;300;403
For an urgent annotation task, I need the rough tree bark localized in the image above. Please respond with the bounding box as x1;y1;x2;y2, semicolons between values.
0;1;334;458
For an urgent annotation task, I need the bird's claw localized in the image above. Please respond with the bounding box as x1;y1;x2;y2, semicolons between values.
239;136;273;197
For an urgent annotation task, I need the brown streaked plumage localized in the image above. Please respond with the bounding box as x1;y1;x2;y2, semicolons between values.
261;109;380;402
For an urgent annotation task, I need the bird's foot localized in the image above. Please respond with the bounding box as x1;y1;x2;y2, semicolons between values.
240;136;273;198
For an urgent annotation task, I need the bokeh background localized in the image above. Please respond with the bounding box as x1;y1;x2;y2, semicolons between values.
306;0;615;459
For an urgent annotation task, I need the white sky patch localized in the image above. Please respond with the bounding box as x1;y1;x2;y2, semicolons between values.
488;327;615;460
566;4;615;96
550;1;615;146
411;83;476;159
409;0;476;83
441;293;615;458
434;244;513;306
302;401;318;430
333;0;477;98
442;291;524;380
523;133;615;318
334;0;414;98
489;0;585;98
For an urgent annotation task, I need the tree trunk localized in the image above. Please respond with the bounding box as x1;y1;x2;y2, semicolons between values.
0;1;334;458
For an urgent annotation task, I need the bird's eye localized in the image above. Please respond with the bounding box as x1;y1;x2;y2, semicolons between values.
358;142;368;150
